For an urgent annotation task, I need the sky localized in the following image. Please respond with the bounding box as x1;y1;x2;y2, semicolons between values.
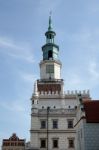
0;0;99;146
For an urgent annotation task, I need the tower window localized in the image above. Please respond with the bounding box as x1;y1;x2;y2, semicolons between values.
48;50;52;59
46;65;54;73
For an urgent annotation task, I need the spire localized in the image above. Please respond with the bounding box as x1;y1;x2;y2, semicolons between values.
33;81;38;97
45;12;56;44
48;11;52;31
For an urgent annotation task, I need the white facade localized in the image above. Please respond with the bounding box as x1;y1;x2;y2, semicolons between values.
30;107;77;150
30;83;90;150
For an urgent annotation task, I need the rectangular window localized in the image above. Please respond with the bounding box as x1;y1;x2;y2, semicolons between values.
46;65;54;73
41;120;46;129
11;143;14;146
68;139;74;148
67;120;73;128
53;139;58;148
40;139;46;148
53;120;58;129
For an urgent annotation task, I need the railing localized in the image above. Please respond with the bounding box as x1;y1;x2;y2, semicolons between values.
37;79;63;83
64;90;90;95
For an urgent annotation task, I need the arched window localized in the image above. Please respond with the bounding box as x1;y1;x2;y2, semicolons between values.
48;50;52;59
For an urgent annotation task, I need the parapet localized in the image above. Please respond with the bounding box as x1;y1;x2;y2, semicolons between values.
64;90;90;96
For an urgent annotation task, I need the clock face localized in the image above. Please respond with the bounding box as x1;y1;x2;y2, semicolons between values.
46;64;54;73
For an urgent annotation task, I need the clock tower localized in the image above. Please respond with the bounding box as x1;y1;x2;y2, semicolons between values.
38;15;63;95
40;15;62;80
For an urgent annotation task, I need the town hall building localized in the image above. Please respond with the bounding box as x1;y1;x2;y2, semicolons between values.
30;15;91;150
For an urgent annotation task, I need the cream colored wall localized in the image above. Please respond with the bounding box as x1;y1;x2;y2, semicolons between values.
38;133;76;150
40;61;61;79
30;133;39;148
31;111;77;150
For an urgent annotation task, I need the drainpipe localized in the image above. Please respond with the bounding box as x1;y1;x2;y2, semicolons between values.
47;107;50;150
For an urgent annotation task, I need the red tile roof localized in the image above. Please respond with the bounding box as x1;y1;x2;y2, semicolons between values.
84;100;99;123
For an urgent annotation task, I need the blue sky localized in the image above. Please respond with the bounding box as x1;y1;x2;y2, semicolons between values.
0;0;99;145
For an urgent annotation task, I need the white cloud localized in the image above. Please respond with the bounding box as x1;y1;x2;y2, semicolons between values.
0;36;34;63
